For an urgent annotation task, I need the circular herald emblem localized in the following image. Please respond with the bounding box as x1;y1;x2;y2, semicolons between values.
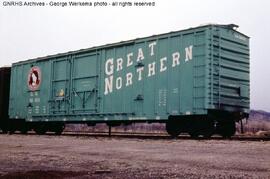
28;66;41;91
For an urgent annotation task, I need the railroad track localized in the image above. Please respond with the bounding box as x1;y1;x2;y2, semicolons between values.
62;131;270;141
1;131;269;141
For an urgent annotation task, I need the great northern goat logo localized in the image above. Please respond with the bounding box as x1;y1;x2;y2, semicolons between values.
28;66;41;91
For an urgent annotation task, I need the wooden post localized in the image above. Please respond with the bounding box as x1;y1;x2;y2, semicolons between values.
109;125;111;137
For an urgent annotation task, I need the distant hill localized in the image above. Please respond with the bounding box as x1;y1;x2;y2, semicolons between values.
249;110;270;122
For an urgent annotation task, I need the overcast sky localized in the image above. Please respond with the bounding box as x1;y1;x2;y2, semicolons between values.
0;0;269;111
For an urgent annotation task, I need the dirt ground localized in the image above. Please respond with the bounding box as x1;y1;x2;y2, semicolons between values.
0;134;269;179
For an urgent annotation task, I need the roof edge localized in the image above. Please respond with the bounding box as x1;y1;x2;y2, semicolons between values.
13;24;247;65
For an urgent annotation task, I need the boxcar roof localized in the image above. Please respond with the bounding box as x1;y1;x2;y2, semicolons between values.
13;24;248;66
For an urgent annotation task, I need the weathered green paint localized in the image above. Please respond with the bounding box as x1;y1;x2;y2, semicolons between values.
9;24;250;122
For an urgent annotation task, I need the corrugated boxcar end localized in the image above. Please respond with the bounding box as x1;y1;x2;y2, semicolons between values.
7;24;250;138
205;24;250;120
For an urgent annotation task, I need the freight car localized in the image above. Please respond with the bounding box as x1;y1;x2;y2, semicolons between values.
0;67;11;133
0;24;250;138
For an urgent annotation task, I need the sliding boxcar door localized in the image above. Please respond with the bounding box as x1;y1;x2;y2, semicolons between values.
50;58;71;115
70;53;98;114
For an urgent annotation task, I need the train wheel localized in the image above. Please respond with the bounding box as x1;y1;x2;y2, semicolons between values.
2;130;8;134
20;128;28;134
188;122;200;139
9;129;16;135
166;120;181;138
20;124;29;134
201;121;215;139
189;132;199;139
217;120;236;139
201;130;213;139
34;125;47;135
53;124;65;135
0;127;8;134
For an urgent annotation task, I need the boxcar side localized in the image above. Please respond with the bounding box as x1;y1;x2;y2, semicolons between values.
8;24;250;137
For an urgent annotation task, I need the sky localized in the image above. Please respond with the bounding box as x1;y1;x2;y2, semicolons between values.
0;0;269;111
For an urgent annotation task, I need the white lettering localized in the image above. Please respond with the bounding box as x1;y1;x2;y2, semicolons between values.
127;53;133;67
104;76;113;95
149;42;157;56
126;73;133;86
148;62;156;77
116;77;122;90
105;58;114;75
103;43;194;95
160;57;167;72
137;48;145;62
185;45;193;62
172;52;180;67
137;67;144;81
116;58;123;71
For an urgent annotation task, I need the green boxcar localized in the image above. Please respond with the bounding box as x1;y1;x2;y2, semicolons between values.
8;24;250;137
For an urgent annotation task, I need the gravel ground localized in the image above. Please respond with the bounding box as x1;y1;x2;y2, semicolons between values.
0;134;269;179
